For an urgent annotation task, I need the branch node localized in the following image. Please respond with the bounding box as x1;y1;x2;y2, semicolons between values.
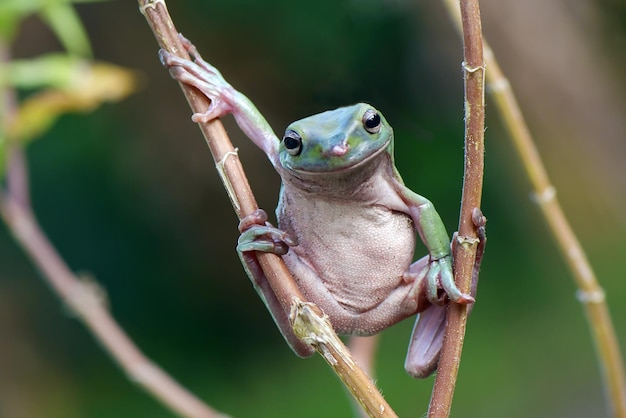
139;0;167;15
462;61;485;73
215;148;241;212
530;185;556;205
487;76;510;94
67;273;109;317
576;288;606;304
290;299;354;368
456;234;480;247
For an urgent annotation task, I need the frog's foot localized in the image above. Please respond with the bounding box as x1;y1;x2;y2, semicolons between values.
423;255;474;306
435;255;474;305
158;38;236;123
405;254;475;306
237;209;297;255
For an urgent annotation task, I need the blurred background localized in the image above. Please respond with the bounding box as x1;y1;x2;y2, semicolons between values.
1;0;625;417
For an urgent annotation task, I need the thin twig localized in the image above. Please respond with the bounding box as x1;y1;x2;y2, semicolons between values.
441;1;626;416
428;0;485;416
0;191;227;418
138;1;397;416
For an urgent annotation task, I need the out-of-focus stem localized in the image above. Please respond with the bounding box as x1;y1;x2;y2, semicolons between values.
485;43;626;418
0;192;227;418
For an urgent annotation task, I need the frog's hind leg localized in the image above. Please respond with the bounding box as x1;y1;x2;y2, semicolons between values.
402;255;447;378
404;303;448;378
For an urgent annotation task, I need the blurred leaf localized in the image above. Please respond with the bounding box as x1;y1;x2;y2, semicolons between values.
39;3;92;57
7;62;139;143
0;0;46;39
0;0;103;43
3;54;92;89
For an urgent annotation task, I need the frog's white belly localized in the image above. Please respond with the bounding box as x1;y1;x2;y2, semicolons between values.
280;198;415;315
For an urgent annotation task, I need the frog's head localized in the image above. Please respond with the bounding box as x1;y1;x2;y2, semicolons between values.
278;103;392;173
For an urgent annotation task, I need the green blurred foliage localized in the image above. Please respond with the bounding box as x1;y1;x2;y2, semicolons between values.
0;1;625;417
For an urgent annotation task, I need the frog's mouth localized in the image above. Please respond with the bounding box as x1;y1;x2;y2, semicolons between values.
286;137;391;174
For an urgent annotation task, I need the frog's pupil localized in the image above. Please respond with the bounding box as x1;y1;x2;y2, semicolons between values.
283;130;303;156
284;136;299;150
366;113;380;129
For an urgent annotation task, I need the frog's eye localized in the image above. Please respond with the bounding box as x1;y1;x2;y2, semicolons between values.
363;109;382;134
282;130;303;156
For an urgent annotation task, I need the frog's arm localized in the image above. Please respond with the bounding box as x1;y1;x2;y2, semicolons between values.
161;39;314;355
159;35;280;164
391;171;473;304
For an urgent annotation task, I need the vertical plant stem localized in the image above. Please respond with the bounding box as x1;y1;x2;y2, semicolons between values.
138;1;397;416
442;1;626;416
429;0;485;416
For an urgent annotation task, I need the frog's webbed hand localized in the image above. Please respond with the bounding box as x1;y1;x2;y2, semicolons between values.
237;209;297;255
159;34;279;159
159;40;233;123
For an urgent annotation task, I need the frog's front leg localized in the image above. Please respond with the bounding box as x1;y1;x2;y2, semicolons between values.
396;182;473;305
159;36;279;158
237;210;314;358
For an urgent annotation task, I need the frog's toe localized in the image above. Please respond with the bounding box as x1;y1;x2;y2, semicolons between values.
191;100;225;123
177;33;197;55
437;257;475;304
237;225;296;255
237;238;289;255
426;263;446;305
177;34;221;74
159;49;187;71
238;209;268;232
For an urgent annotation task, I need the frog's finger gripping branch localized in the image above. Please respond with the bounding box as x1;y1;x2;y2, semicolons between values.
237;209;297;255
161;35;280;159
426;256;474;306
159;48;234;123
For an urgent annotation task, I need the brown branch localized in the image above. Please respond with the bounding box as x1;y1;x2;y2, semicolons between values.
441;1;626;416
442;3;626;418
429;0;485;416
138;1;396;416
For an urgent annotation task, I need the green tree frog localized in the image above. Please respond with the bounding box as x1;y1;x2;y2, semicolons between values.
160;37;477;378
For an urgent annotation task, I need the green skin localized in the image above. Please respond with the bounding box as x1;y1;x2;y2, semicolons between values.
160;37;474;378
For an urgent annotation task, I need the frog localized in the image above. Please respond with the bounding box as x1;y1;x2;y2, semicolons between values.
159;36;478;378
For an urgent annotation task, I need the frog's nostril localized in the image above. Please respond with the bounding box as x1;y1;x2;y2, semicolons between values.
331;144;349;156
